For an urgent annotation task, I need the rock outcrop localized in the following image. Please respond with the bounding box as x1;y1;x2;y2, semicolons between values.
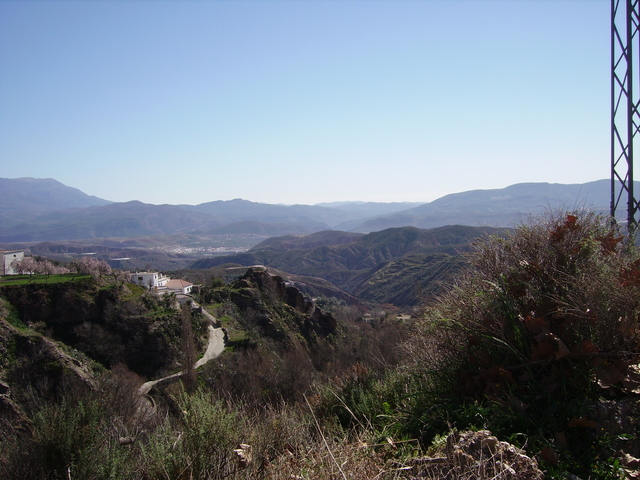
400;430;544;480
229;268;337;345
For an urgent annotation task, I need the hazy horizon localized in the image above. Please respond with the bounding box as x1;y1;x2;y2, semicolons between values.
1;1;609;205
2;175;614;209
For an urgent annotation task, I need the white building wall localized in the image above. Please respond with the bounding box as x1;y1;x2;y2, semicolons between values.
2;251;24;275
130;272;169;288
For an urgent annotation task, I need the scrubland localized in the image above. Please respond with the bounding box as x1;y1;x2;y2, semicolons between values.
0;210;639;479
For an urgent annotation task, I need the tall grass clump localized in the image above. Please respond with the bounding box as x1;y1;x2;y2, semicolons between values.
0;395;137;480
141;388;245;479
404;210;640;476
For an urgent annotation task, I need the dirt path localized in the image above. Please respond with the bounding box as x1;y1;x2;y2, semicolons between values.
138;303;225;396
194;325;225;368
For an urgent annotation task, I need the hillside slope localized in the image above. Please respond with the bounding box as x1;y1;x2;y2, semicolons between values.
186;198;354;228
0;201;220;242
0;177;111;215
191;225;505;306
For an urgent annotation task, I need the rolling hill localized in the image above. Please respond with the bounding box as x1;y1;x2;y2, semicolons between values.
190;225;505;306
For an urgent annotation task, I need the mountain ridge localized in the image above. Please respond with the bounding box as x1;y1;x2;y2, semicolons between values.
0;177;621;242
344;179;621;232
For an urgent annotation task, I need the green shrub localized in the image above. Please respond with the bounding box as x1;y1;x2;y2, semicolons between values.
313;363;409;439
405;210;640;476
1;396;136;480
142;388;244;479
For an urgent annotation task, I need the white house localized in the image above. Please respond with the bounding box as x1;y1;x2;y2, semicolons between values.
2;250;24;275
164;279;193;295
130;272;169;289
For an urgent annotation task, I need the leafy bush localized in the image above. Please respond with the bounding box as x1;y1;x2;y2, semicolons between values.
141;388;244;479
1;395;136;480
404;210;640;475
313;363;407;436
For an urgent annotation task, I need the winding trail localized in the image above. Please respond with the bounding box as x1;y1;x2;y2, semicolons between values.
138;302;225;396
194;325;225;368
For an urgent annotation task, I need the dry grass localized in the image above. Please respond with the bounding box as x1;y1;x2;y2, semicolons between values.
254;428;544;480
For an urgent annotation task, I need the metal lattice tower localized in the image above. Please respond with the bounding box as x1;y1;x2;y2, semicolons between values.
612;0;640;229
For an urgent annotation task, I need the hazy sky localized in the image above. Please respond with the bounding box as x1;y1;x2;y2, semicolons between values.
0;0;609;206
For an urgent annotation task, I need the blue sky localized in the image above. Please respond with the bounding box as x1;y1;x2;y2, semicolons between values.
0;0;609;205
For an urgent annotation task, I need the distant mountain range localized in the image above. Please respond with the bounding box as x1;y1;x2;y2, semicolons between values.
0;177;624;242
0;177;111;214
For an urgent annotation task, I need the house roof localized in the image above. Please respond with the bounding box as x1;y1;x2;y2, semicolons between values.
166;279;192;289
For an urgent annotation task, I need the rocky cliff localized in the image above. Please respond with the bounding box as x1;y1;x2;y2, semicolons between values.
228;268;338;346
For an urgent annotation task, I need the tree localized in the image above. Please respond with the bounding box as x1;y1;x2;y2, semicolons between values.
10;258;24;275
13;257;38;277
112;269;131;289
180;304;197;394
71;257;112;278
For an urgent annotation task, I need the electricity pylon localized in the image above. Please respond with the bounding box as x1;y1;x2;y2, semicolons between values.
612;0;640;230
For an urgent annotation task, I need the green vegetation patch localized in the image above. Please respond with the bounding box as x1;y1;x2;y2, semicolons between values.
0;274;92;286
